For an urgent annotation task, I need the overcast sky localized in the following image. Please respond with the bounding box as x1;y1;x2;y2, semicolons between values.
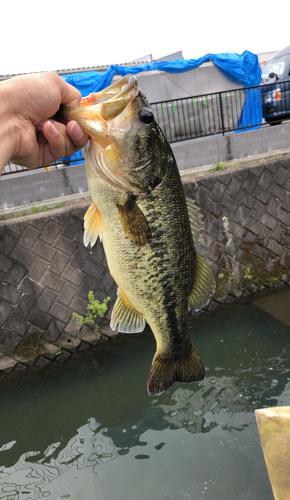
1;0;289;76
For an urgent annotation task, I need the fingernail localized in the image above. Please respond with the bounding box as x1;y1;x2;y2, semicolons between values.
69;121;84;140
47;120;59;137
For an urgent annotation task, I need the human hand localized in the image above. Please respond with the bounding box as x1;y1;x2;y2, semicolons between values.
0;72;89;172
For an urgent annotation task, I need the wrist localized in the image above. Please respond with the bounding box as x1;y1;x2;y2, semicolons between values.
0;80;20;173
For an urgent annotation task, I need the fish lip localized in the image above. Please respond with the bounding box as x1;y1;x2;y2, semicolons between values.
58;75;139;133
80;74;139;121
81;74;138;105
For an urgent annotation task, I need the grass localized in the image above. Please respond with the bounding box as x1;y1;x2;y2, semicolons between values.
73;292;110;333
210;162;227;173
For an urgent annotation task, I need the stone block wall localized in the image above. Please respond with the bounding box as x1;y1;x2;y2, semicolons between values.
183;153;290;305
0;203;118;373
0;153;290;374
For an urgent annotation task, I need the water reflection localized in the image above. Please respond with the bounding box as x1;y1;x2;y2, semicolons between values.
0;298;289;499
0;418;118;499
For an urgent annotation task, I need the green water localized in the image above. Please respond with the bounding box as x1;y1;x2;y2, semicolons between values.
1;293;290;499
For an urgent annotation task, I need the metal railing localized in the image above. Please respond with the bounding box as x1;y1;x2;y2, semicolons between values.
3;80;290;176
151;85;256;141
151;79;290;142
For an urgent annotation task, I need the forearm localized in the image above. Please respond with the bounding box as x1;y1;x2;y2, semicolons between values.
0;80;19;173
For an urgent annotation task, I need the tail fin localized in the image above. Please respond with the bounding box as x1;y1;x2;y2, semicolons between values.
147;343;205;396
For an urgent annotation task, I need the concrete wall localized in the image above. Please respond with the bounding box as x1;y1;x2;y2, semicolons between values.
0;164;88;210
174;122;290;171
112;64;243;102
2;123;290;211
0;153;290;375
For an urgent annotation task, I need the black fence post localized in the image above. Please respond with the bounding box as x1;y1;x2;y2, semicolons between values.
218;92;225;136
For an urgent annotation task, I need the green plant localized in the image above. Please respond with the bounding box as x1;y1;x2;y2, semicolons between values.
56;203;64;208
73;292;110;332
216;162;227;171
31;206;38;214
42;205;48;212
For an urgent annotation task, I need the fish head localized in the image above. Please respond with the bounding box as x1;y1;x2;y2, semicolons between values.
60;75;170;194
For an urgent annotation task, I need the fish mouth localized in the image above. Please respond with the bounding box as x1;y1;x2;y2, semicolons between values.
59;75;139;136
59;74;151;195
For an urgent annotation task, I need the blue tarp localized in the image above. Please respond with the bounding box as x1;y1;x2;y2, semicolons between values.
62;50;261;96
63;50;262;163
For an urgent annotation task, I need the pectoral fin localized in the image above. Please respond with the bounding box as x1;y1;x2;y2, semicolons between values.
189;253;216;312
117;198;151;247
186;198;203;246
83;203;103;247
110;289;146;333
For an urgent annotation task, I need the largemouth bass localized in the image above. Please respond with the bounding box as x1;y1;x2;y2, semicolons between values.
60;75;215;396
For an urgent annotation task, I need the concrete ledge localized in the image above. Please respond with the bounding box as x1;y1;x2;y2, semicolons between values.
173;122;290;171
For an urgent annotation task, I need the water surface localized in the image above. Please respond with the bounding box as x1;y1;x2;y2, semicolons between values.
1;291;290;499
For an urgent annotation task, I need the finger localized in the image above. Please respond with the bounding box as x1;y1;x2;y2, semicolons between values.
56;74;83;107
42;119;85;165
41;120;67;164
66;121;89;149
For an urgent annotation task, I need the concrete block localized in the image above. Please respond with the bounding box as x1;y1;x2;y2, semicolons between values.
276;209;290;226
282;193;290;212
37;289;57;313
41;272;64;292
39;219;61;244
3;313;28;336
44;318;64;343
18;225;40;250
28;258;48;281
244;217;263;235
54;234;76;256
0;301;13;323
0;254;13;273
61;216;82;240
49;303;72;324
20;277;43;298
275;166;288;186
49;251;69;275
28;308;51;330
70;246;89;269
82;259;106;280
32;240;55;261
258;170;273;189
0;230;18;256
57;282;78;306
0;284;21;304
6;263;27;287
267;238;284;256
61;265;84;286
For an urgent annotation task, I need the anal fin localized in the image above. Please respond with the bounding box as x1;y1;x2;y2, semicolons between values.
83;203;102;247
189;253;216;312
117;197;151;247
110;289;146;333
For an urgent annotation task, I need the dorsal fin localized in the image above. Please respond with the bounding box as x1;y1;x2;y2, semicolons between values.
110;288;146;333
186;198;203;246
83;203;103;247
189;253;216;312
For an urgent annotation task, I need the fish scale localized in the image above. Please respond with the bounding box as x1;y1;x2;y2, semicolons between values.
59;74;215;396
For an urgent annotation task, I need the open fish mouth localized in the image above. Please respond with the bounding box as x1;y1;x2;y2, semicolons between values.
59;75;139;135
80;74;139;120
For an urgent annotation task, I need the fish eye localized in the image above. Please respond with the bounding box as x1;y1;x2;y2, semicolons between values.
139;108;154;124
